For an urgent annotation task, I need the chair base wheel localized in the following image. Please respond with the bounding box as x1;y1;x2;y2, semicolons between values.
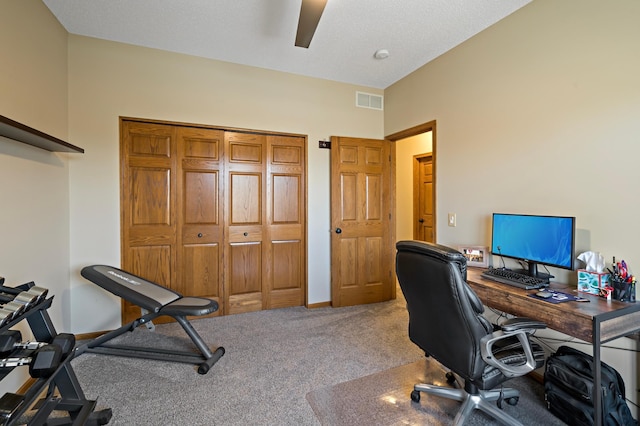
445;372;456;383
506;396;519;406
411;390;421;402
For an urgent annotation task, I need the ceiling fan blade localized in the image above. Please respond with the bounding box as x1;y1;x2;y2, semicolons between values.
295;0;328;48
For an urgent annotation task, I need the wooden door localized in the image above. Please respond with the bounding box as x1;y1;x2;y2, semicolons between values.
120;121;177;323
176;126;225;315
330;136;394;307
122;119;307;322
413;154;434;242
265;135;306;308
224;132;267;314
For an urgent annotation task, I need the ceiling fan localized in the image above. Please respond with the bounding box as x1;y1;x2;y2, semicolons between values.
295;0;328;48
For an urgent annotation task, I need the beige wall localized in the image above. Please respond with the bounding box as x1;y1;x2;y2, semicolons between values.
0;0;70;327
386;0;640;275
385;0;640;412
66;36;384;332
0;0;70;391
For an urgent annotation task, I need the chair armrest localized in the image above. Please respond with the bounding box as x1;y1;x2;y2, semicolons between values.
500;317;546;333
480;327;543;378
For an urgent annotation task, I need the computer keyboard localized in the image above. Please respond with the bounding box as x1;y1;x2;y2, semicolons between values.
481;268;549;290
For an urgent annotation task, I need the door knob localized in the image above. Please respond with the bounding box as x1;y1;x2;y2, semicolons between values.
418;219;424;223
335;228;342;234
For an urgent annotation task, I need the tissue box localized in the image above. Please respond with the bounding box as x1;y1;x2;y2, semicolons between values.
577;269;610;295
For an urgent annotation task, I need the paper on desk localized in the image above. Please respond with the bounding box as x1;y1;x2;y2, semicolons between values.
577;251;605;272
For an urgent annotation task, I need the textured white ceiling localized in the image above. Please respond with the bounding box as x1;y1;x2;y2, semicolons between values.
43;0;532;89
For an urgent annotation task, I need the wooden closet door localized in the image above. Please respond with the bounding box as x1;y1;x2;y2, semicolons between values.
224;132;267;314
120;120;177;323
177;127;225;315
121;119;307;322
266;135;306;308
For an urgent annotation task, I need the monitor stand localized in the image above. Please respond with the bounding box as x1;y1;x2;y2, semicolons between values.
513;262;553;282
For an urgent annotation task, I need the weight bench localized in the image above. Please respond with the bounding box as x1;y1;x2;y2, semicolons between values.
76;265;225;374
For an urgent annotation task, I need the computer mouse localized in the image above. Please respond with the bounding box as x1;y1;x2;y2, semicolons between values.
536;290;553;299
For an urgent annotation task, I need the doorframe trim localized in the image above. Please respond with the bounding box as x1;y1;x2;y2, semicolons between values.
386;120;437;243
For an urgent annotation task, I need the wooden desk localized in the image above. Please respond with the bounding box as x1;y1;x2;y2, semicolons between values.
467;268;640;426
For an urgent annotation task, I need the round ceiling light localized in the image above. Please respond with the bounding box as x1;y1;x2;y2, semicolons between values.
374;49;389;60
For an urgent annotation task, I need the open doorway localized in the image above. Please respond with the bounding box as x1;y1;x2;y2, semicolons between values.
386;121;436;243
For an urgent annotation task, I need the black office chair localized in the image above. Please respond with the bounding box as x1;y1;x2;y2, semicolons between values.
395;240;546;426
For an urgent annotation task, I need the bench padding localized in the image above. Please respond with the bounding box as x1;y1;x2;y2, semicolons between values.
78;264;224;374
162;297;218;317
81;265;218;316
81;265;180;312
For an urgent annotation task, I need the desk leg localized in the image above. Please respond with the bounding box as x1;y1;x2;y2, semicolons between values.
593;319;602;426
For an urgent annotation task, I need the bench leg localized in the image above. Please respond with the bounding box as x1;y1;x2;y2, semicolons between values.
174;316;225;374
141;308;155;331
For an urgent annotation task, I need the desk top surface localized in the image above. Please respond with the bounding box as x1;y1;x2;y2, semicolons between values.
466;267;640;343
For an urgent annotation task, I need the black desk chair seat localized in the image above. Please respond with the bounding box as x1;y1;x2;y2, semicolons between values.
396;240;546;426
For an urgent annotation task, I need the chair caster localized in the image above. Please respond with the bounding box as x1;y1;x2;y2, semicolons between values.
445;372;456;383
506;396;519;406
411;390;421;402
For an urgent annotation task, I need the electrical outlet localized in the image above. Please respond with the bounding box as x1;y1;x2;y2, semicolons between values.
448;213;456;227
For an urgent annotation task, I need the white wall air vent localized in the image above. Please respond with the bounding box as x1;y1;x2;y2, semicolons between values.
356;91;383;110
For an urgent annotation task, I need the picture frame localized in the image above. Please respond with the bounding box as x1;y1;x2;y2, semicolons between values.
458;245;490;268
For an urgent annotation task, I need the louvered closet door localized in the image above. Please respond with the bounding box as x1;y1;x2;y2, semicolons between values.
177;127;225;315
120;121;177;324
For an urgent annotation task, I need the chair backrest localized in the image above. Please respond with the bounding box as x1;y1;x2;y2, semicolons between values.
395;240;494;381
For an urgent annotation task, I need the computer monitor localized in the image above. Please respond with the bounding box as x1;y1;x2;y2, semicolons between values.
490;213;575;280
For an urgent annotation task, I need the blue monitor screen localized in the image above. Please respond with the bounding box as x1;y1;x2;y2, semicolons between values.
490;213;575;271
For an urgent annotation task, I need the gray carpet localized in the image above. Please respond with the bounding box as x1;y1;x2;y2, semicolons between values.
66;292;564;425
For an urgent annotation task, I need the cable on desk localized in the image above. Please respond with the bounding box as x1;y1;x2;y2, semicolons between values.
487;307;513;325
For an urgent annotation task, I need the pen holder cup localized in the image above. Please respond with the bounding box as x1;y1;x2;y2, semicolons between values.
611;279;636;302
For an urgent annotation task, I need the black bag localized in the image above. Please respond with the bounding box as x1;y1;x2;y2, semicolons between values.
544;345;637;426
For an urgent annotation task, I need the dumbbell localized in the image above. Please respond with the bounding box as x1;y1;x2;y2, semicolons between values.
0;331;47;357
0;304;26;328
0;284;49;306
0;286;49;325
0;332;75;378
